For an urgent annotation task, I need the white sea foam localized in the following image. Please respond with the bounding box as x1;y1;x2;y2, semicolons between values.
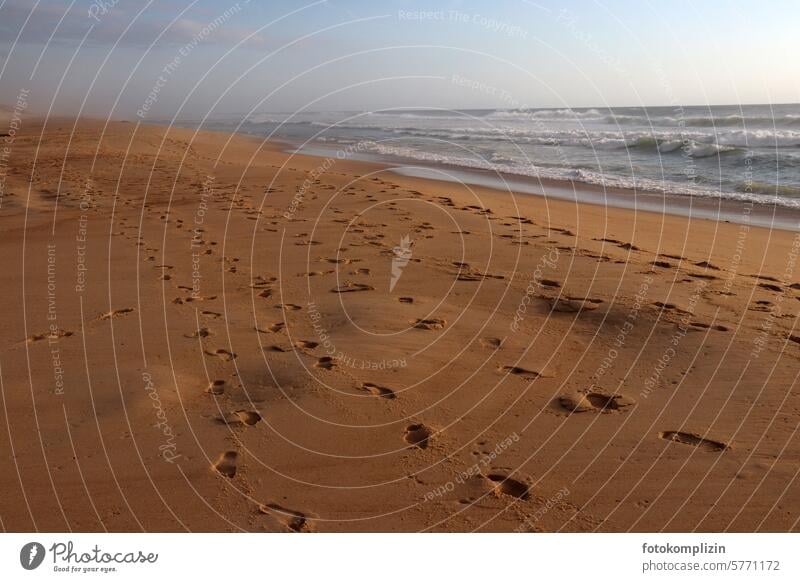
236;105;800;209
358;142;800;210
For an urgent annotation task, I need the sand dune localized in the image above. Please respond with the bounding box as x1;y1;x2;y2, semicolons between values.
1;119;799;532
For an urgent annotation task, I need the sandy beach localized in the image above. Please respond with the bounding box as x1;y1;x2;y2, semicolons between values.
1;118;799;533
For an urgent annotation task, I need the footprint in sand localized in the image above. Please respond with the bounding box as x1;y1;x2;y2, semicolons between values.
584;392;635;411
594;237;639;251
264;344;294;353
404;424;432;449
457;271;505;282
689;321;729;332
293;340;319;349
255;322;286;334
257;503;315;532
758;282;783;292
315;356;336;370
501;365;552;380
479;337;503;349
558;393;595;413
413;318;446;330
539;279;561;288
201;310;222;318
399;297;414;304
689;273;718;281
212;451;238;478
322;257;360;265
253;275;278;286
485;472;530;500
508;215;536;226
220;410;262;426
550;297;602;313
659;431;728;452
749;300;774;313
27;328;74;342
205;348;237;361
276;303;302;311
752;274;782;283
184;327;211;338
559;391;635;413
331;282;374;293
659;253;685;261
183;295;218;303
99;308;135;320
359;382;396;399
206;380;226;395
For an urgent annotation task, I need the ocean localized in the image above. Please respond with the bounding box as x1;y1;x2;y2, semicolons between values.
211;104;800;211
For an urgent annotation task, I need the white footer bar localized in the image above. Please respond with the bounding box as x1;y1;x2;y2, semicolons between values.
1;533;795;580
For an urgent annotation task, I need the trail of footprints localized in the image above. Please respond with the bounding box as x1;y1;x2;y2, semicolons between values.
557;390;730;452
53;166;785;529
149;176;750;530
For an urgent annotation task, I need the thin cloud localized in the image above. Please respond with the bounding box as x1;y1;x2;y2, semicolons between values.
0;0;269;48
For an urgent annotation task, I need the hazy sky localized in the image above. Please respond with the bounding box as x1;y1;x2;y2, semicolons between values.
1;0;798;119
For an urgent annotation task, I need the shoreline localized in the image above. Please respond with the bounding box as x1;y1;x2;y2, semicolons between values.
291;141;800;232
166;119;800;232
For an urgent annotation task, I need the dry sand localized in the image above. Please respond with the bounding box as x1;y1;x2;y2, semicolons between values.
1;119;799;532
